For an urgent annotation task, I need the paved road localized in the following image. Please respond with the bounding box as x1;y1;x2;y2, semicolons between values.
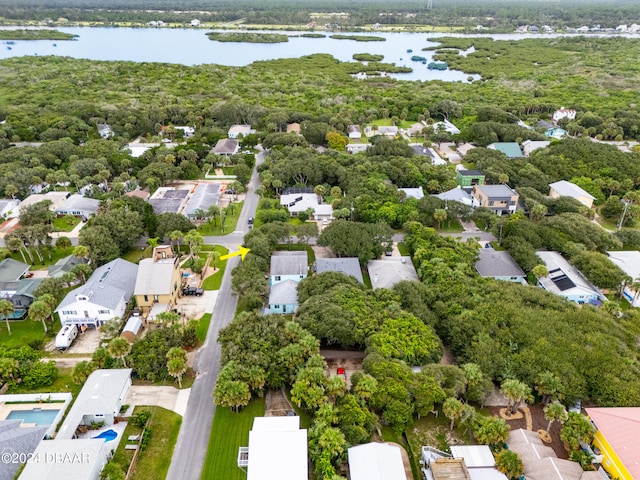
166;149;265;480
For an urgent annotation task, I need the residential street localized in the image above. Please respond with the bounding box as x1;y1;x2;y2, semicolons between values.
166;149;264;480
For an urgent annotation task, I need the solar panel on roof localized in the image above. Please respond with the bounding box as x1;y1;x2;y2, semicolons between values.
551;274;576;291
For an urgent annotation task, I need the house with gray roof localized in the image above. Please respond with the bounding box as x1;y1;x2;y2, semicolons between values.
521;139;550;156
432;186;477;207
8;278;43;316
549;180;596;208
472;184;519;215
57;369;132;440
315;258;363;283
55;259;138;328
270;251;308;286
48;254;87;278
212;138;239;156
367;256;419;290
0;421;48;480
19;438;109;480
228;124;254;139
54;194;100;219
182;183;220;219
268;280;299;314
399;187;424;200
148;187;190;214
0;198;18;219
97;123;114;139
475;249;527;284
0;258;29;282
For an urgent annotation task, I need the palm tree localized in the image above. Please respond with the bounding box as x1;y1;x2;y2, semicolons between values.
167;347;188;388
544;400;568;434
433;208;447;229
560;412;596;451
61;272;77;290
206;205;220;226
530;203;548;222
213;377;251;412
314;184;326;203
55;236;72;255
495;449;524;480
72;264;93;284
183;229;204;259
474;415;511;447
0;299;15;335
211;251;221;270
169;230;183;255
38;294;58;323
531;264;549;281
535;371;564;405
29;299;50;333
72;360;96;385
107;337;131;368
443;397;464;430
501;379;531;415
0;357;18;384
72;245;89;261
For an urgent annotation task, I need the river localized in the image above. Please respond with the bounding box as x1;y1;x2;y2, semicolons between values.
0;27;485;82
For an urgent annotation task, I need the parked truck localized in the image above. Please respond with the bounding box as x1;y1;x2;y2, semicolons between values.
55;324;78;350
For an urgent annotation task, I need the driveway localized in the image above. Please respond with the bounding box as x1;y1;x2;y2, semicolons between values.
176;290;217;321
125;386;191;417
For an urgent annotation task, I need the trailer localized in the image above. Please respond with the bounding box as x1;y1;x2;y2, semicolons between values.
55;324;78;350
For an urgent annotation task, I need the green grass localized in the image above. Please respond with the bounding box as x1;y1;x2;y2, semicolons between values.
201;246;229;290
51;216;81;232
285;390;312;429
275;243;315;264
397;242;411;256
121;246;154;264
362;268;372;289
0;318;47;350
1;247;72;270
198;202;243;235
439;218;464;233
195;313;212;343
8;367;82;398
111;406;182;480
202;397;266;480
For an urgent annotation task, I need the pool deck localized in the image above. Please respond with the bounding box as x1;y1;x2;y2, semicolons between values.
77;421;127;453
0;402;61;426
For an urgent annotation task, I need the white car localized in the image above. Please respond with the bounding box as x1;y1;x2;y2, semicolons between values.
322;219;328;226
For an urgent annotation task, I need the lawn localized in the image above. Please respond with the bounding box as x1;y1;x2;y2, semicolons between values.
201;245;229;290
51;216;81;232
0;318;48;350
8;367;82;398
198;201;243;235
202;397;266;480
1;247;72;270
122;246;153;264
194;313;212;343
439;218;464;233
397;242;411;256
111;406;182;480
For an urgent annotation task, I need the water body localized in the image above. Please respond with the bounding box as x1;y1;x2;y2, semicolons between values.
0;27;484;82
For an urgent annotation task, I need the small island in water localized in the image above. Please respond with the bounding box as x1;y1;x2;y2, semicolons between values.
427;61;448;70
352;53;384;62
330;34;385;42
0;29;78;41
206;32;289;43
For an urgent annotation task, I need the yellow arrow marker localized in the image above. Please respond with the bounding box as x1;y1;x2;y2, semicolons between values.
219;245;251;261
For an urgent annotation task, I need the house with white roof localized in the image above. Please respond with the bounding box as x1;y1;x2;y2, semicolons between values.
97;123;114;139
400;187;424;200
349;443;405;480
238;416;307;480
0;198;18;218
228;124;254;139
553;107;576;123
367;256;419;290
347;125;362;139
16;191;69;216
536;251;603;305
55;259;138;328
280;188;333;222
548;180;596;208
56;369;132;440
19;439;109;480
521;139;550;157
607;251;640;307
54;194;100;219
432;119;461;135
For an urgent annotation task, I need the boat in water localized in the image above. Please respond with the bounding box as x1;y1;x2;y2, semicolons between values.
407;48;413;53
428;61;448;70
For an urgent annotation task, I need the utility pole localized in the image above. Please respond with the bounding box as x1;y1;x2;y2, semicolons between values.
618;199;631;229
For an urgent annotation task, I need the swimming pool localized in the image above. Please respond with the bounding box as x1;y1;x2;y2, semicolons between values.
6;408;60;426
92;429;118;441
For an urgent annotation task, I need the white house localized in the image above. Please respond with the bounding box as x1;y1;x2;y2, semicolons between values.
536;251;603;305
347;125;362;139
521;139;550;157
349;443;406;480
0;198;19;219
432;186;478;208
55;259;138;328
548;180;596;208
190;19;200;27
19;439;109;480
212;138;239;157
174;125;195;138
228;124;254;139
57;369;132;440
553;107;576;123
97;123;114;139
280;190;333;221
367;256;419;290
400;187;424;200
239;417;307;480
54;194;100;218
607;251;640;307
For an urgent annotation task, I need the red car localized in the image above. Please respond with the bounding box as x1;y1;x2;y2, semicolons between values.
337;367;346;380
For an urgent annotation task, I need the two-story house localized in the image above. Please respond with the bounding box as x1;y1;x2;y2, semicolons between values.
134;245;182;324
472;184;519;215
268;251;308;314
55;259;138;328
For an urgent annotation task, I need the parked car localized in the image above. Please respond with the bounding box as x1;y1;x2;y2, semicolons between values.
337;367;347;381
248;217;254;225
182;286;204;296
225;188;236;195
322;219;328;226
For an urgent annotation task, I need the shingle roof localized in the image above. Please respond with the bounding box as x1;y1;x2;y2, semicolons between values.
270;251;308;277
148;189;189;214
54;194;100;215
13;278;43;298
268;280;299;306
434;187;474;203
48;254;87;278
57;369;132;440
0;258;29;282
367;257;419;290
0;421;48;480
182;183;220;217
399;187;424;200
316;258;364;283
537;251;601;298
213;138;239;154
475;250;526;278
458;169;484;176
586;407;640;479
56;258;138;312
